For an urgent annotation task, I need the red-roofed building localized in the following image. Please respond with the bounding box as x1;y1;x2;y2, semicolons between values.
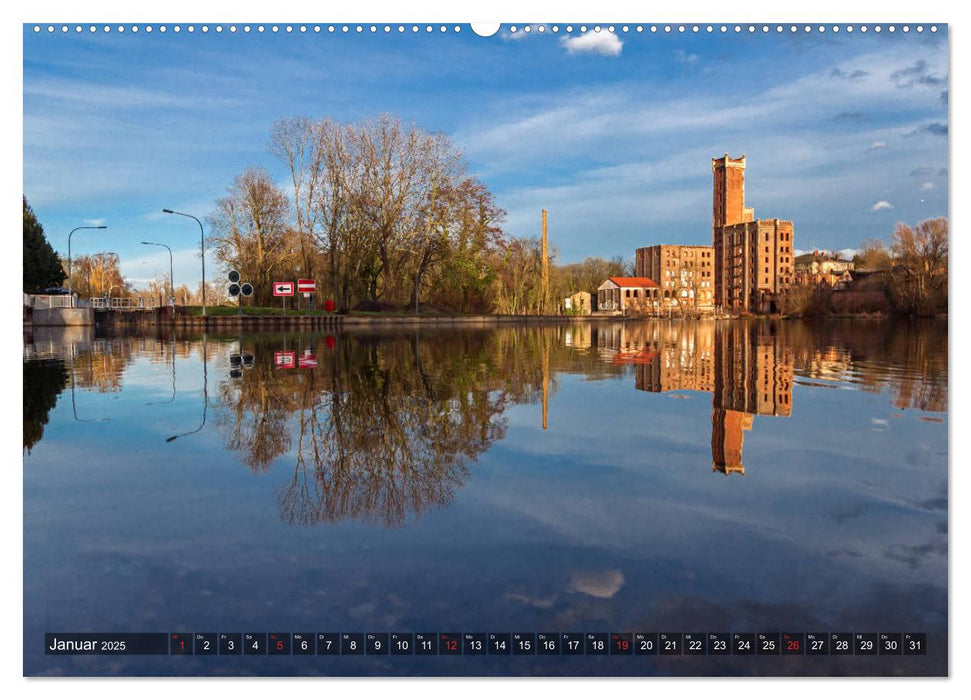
597;276;660;314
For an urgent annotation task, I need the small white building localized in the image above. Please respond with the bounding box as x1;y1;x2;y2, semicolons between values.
596;277;660;313
564;291;593;315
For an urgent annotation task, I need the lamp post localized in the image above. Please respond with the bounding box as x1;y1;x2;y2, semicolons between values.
141;241;175;312
162;209;205;317
67;225;107;305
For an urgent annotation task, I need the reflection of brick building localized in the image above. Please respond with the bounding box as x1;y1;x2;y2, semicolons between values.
635;244;716;312
712;155;795;313
633;323;714;393
711;409;752;475
710;322;792;475
624;321;791;476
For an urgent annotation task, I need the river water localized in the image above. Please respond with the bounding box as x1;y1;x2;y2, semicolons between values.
23;319;947;676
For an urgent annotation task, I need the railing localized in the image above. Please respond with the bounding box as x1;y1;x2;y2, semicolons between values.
28;294;77;309
88;297;158;310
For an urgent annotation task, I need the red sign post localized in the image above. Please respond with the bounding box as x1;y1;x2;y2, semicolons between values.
297;279;316;294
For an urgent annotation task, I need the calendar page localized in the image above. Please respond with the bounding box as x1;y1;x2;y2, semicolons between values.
21;17;949;679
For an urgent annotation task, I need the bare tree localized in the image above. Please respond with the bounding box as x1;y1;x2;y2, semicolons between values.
209;167;291;305
889;217;948;315
269;116;323;279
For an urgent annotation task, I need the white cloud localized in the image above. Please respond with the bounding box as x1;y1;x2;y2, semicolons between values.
83;218;106;227
870;200;893;211
868;141;887;150
560;31;623;57
675;50;699;65
921;182;935;191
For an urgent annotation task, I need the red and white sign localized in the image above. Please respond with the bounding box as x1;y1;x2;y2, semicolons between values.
297;279;316;294
274;351;295;369
273;282;294;297
298;352;317;369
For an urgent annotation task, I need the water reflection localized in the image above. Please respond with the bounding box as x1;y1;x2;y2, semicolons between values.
23;358;67;453
213;330;547;527
21;320;948;677
601;321;793;476
24;319;947;526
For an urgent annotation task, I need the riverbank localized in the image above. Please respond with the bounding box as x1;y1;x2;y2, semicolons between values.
99;310;698;330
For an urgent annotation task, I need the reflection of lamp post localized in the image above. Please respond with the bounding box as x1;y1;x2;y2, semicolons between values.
162;209;205;317
166;334;208;441
67;225;107;304
146;341;177;405
141;241;175;312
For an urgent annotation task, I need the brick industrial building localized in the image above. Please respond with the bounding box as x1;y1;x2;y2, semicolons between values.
634;244;716;313
712;155;795;313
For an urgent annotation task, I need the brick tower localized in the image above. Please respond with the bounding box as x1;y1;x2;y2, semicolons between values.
712;155;754;310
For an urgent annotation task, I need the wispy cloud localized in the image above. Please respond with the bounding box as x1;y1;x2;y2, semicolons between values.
890;60;945;88
560;31;623;57
868;141;887;150
921;182;935;191
907;122;948;137
870;200;893;212
832;111;868;122
831;67;868;80
24;77;241;111
83;218;107;227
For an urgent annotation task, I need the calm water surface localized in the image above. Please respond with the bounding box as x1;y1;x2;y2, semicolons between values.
23;319;947;676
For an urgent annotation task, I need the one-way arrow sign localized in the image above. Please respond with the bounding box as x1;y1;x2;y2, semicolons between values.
273;281;294;297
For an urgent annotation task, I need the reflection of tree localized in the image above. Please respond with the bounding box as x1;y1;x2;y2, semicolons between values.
215;329;556;528
787;319;947;413
216;352;294;472
70;343;135;393
23;359;68;453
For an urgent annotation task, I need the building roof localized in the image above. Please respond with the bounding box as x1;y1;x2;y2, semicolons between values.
607;276;659;288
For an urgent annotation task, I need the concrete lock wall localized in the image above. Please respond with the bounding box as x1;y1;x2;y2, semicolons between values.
29;307;94;326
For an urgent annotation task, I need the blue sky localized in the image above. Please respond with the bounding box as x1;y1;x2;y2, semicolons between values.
23;23;948;290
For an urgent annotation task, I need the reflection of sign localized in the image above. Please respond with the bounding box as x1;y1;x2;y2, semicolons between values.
297;279;315;294
298;352;317;369
273;282;294;296
274;351;295;369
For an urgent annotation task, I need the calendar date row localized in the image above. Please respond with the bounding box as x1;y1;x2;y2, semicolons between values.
46;632;926;656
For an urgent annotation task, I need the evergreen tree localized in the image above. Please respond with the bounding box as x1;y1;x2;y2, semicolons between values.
23;196;65;292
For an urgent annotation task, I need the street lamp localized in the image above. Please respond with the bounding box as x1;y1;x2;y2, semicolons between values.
67;225;107;304
162;209;205;317
141;241;175;312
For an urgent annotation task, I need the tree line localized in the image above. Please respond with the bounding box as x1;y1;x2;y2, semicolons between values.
788;217;947;317
209;113;630;314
